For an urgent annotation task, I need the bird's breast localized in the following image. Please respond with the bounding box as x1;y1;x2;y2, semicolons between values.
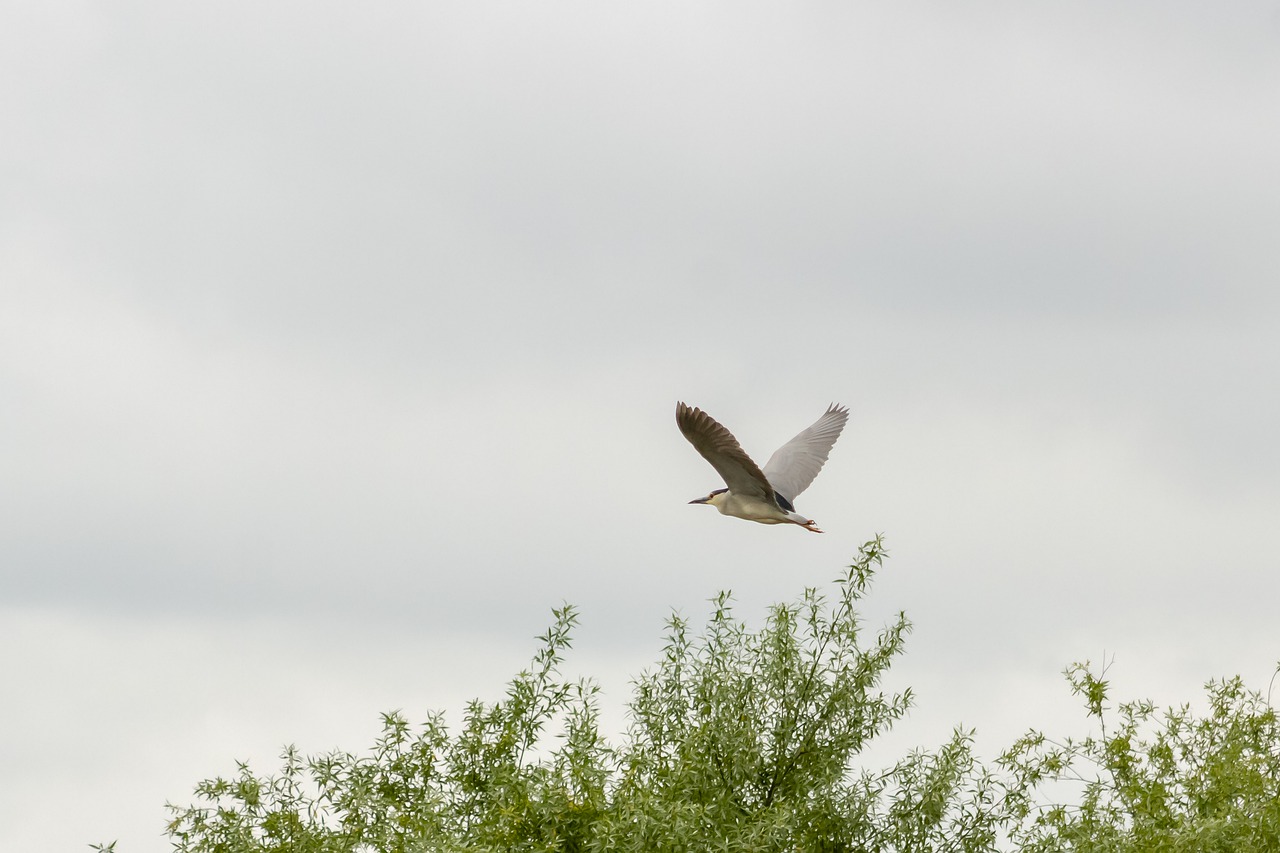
718;492;790;524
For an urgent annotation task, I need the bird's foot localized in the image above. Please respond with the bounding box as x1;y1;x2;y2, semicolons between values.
802;520;823;534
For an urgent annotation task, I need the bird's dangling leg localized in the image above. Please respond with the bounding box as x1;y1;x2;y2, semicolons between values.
801;519;823;534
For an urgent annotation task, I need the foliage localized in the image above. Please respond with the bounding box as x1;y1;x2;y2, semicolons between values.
164;602;603;853
1002;659;1280;852
603;539;1002;852
150;538;1280;852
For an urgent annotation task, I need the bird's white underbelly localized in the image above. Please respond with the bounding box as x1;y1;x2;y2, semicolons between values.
718;493;798;525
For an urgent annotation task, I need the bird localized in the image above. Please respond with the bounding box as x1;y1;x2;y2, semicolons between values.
676;401;849;533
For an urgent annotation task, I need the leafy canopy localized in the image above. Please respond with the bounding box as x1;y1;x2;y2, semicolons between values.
131;538;1280;853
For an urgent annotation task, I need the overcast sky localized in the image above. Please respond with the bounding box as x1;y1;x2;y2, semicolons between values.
4;2;1280;850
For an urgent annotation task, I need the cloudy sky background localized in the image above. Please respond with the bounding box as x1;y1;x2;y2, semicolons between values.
4;2;1280;849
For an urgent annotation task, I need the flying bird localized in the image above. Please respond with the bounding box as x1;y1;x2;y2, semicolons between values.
676;401;849;533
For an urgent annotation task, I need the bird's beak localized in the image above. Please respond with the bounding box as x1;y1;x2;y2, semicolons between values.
688;496;708;504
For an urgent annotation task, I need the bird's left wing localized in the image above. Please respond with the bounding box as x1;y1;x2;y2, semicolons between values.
676;402;775;502
761;404;849;503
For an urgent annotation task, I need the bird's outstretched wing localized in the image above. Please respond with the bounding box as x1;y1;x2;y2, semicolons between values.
676;402;776;503
761;404;849;503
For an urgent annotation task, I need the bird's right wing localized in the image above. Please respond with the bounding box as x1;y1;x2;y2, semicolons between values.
761;404;849;503
676;402;775;502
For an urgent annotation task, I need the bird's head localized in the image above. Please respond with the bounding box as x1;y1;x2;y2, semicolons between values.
689;488;729;507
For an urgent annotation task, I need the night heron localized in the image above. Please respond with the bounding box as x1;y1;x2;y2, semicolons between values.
676;401;849;533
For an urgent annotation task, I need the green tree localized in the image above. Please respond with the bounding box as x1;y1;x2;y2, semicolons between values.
152;539;1280;852
1002;660;1280;851
161;539;1006;851
603;539;1002;852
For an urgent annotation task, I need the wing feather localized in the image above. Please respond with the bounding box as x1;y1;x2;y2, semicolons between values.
676;402;775;503
761;404;849;502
